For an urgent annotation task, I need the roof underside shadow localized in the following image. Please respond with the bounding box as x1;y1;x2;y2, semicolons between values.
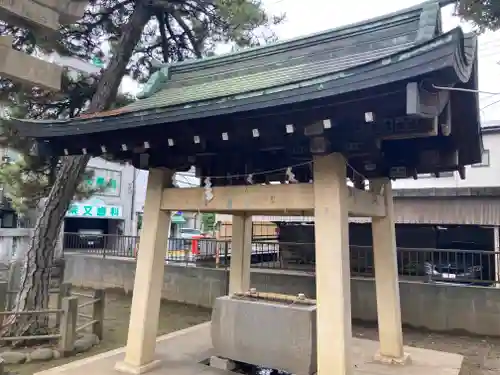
9;0;482;182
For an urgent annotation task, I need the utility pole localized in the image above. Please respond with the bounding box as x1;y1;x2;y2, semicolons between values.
0;0;89;91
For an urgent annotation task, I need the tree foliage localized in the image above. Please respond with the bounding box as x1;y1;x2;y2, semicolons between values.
0;95;132;213
455;0;500;31
0;0;283;215
0;0;283;341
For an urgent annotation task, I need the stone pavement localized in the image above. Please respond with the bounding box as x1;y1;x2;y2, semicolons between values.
34;322;464;375
483;358;500;375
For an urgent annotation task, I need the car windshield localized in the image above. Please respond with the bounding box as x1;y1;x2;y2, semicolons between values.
180;229;201;235
79;230;102;236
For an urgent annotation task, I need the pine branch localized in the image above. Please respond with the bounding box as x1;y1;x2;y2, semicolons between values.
455;0;500;31
0;0;284;214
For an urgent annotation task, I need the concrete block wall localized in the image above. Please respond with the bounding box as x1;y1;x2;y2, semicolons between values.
64;253;500;337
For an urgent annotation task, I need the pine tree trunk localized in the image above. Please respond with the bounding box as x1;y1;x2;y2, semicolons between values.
2;2;152;339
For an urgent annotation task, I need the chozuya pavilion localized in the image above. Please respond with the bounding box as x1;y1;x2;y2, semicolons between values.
10;1;481;374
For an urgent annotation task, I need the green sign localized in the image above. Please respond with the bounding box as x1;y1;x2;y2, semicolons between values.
84;168;121;196
67;203;122;218
91;56;104;68
85;176;117;189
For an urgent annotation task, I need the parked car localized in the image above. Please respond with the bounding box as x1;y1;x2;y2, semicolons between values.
169;228;204;255
401;244;484;285
77;229;104;248
402;259;482;283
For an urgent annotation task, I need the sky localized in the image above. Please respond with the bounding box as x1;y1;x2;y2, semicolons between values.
123;0;500;123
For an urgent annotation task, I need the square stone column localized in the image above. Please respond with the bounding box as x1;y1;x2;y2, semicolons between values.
229;214;252;294
313;153;353;375
370;179;409;364
115;168;173;374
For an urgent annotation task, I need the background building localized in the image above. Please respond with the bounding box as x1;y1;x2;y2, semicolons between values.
134;168;202;237
63;158;136;236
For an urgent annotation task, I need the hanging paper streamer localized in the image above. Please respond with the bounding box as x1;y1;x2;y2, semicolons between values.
204;177;214;202
246;173;254;184
285;167;297;183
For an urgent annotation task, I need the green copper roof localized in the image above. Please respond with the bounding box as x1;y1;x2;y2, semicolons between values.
125;0;441;113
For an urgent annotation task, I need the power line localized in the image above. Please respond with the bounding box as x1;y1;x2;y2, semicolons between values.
433;85;500;95
268;0;288;5
482;98;500;111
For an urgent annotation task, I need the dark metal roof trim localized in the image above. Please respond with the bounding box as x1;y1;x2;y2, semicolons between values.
136;1;438;101
164;0;437;74
11;29;476;139
415;1;441;42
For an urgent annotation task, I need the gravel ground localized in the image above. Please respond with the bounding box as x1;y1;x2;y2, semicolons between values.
352;324;500;375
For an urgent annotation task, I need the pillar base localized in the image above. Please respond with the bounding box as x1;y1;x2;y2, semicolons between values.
114;359;161;374
373;351;412;365
210;356;237;371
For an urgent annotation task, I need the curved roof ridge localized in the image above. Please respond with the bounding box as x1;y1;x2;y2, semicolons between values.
12;26;468;130
169;0;439;73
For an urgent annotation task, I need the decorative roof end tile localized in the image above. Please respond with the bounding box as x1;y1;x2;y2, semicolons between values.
136;64;171;99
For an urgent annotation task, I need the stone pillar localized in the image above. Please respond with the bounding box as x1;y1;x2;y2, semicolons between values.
313;153;353;375
228;214;252;294
494;226;500;288
370;179;409;364
115;169;173;374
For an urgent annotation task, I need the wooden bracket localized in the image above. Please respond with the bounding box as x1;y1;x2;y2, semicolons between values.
406;81;449;118
309;136;331;155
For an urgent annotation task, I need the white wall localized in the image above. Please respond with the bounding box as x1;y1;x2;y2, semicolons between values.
134;168;200;214
134;169;148;214
393;130;500;190
133;168;201;235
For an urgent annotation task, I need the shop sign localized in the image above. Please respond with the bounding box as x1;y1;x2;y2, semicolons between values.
66;201;123;219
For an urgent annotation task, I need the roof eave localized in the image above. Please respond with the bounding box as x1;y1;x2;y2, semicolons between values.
11;28;472;139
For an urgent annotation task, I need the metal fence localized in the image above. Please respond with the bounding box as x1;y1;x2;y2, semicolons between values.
63;233;500;285
64;232;138;258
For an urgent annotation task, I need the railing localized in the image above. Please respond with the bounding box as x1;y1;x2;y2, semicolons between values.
64;232;138;258
0;282;105;354
73;289;104;340
5;283;71;325
62;233;500;286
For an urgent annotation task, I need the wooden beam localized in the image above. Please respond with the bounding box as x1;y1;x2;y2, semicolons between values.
160;183;386;217
348;185;386;217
